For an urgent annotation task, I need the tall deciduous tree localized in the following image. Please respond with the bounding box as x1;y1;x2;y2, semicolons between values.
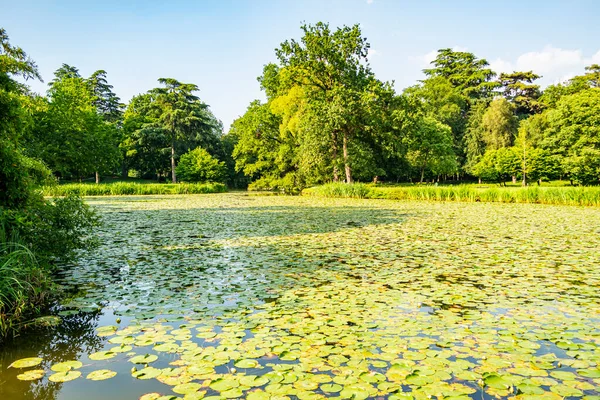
481;98;518;150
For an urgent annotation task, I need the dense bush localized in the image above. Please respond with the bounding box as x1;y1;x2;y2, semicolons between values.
176;147;227;183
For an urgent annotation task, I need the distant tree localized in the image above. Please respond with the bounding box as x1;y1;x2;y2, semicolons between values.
543;88;600;185
146;78;217;183
423;48;499;100
481;98;518;150
87;70;125;123
405;116;456;183
497;71;542;116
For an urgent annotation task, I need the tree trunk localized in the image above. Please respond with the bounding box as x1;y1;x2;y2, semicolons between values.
478;177;482;184
171;143;177;183
332;130;339;182
342;131;352;183
512;175;517;184
95;171;100;184
420;167;425;184
121;160;128;179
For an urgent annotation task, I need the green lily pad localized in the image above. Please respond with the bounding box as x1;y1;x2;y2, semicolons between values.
130;354;159;364
235;359;260;368
51;360;83;372
133;367;162;380
49;370;82;382
16;369;45;381
86;369;117;381
320;383;343;393
89;351;117;361
9;357;43;369
173;382;202;394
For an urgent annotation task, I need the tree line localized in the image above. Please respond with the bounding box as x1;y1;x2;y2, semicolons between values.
4;23;600;192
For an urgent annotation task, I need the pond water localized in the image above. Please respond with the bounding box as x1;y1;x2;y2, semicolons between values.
1;193;599;400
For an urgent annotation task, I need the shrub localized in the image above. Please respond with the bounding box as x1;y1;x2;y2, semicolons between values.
176;147;227;183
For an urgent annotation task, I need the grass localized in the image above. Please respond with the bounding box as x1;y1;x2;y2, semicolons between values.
43;182;228;196
0;228;53;342
303;182;600;206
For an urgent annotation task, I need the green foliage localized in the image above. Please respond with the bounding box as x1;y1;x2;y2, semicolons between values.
0;29;101;341
42;182;227;196
543;88;600;185
305;184;600;206
405;116;457;182
472;147;520;184
0;226;53;341
497;71;542;116
481;98;518;150
423;48;499;100
121;81;223;182
175;147;227;183
303;182;371;198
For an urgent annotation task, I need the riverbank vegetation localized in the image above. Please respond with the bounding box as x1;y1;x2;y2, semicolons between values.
42;182;227;197
0;29;98;342
304;182;600;206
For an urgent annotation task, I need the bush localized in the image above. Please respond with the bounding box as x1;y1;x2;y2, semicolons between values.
176;147;227;183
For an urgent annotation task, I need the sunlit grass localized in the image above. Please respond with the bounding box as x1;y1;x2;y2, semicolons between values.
304;182;600;206
42;182;227;196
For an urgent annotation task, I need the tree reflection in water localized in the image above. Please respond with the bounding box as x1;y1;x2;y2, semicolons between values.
0;309;104;400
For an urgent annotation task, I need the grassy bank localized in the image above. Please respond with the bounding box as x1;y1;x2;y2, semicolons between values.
0;231;54;341
43;182;227;196
303;182;600;206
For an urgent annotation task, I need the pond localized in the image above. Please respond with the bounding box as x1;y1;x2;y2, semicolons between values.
1;193;599;400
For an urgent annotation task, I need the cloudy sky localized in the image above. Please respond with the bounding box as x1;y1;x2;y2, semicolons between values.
3;0;599;130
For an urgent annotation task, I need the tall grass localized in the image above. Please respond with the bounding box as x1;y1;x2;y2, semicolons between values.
303;183;600;206
0;228;52;341
43;182;227;196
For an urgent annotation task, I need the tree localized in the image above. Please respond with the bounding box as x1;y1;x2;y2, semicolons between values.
27;69;121;181
543;88;600;184
88;70;125;123
423;49;499;100
481;98;518;150
497;71;542;116
146;78;217;183
272;22;377;184
472;147;520;185
176;147;227;183
405;116;456;183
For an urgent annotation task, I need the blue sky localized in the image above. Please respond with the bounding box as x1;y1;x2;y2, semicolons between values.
3;0;600;130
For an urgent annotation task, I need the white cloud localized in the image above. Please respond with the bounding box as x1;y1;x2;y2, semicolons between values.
490;46;600;85
367;0;374;4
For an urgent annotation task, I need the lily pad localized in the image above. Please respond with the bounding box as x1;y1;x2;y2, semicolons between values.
49;370;82;382
9;357;43;369
16;369;45;381
86;369;117;381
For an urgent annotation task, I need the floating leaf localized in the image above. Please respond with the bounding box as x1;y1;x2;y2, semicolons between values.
9;357;43;368
130;354;158;364
51;360;83;372
49;370;82;382
86;369;117;381
16;369;45;381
